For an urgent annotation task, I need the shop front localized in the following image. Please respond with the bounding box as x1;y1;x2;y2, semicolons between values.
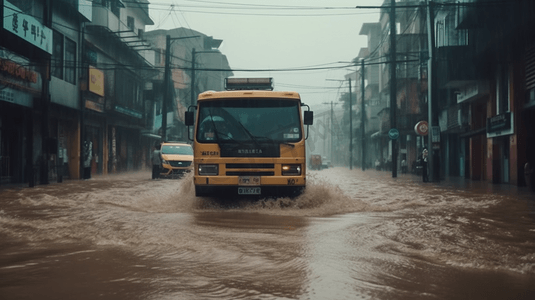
487;112;514;184
0;50;41;185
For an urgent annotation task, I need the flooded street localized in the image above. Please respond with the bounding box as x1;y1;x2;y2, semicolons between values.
1;168;535;300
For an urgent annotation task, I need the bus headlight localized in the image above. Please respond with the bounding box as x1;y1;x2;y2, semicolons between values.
198;164;218;176
161;159;169;165
282;164;301;176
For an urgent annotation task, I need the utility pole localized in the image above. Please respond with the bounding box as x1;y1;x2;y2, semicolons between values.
41;0;53;184
162;35;171;142
426;0;438;182
361;59;366;171
322;101;339;165
162;35;199;141
325;78;352;168
330;101;335;165
191;48;196;107
349;78;353;170
390;0;398;178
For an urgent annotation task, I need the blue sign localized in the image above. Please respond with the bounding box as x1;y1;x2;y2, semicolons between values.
388;128;400;140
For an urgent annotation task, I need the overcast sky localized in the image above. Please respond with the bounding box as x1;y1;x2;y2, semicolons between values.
146;0;385;111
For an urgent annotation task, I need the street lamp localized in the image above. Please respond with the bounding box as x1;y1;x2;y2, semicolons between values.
162;35;200;141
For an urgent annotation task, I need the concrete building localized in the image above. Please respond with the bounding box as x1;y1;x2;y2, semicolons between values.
356;0;535;190
1;0;158;185
84;0;156;175
144;27;233;143
1;0;89;185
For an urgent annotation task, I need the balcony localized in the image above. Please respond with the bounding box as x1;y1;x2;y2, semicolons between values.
90;5;154;66
92;5;121;33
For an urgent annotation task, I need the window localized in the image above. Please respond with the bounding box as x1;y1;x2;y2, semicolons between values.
528;89;535;105
154;49;161;66
110;0;121;18
52;31;63;79
127;16;135;31
64;38;76;84
52;31;77;84
115;69;141;109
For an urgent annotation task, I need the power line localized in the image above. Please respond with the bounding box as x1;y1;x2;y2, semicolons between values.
139;0;370;10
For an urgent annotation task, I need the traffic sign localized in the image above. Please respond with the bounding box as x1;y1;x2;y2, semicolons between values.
414;121;428;136
388;128;400;140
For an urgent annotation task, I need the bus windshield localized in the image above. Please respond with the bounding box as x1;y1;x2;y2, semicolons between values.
161;144;193;155
197;99;302;144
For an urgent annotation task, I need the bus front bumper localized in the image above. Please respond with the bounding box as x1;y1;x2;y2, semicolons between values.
194;176;305;197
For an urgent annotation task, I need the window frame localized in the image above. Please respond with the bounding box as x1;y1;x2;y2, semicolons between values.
52;30;64;80
64;37;77;84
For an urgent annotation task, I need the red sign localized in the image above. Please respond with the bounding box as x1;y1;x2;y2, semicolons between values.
414;121;428;136
0;57;38;83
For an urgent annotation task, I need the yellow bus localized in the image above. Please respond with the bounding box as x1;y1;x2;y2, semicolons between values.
185;78;313;197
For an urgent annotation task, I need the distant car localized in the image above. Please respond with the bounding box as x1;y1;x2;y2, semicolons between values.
160;142;193;178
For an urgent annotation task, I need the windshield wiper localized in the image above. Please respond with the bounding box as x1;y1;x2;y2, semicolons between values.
253;136;295;148
236;121;261;146
280;142;295;148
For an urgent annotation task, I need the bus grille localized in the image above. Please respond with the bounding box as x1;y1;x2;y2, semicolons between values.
225;163;275;176
170;161;192;167
226;171;275;176
226;163;274;169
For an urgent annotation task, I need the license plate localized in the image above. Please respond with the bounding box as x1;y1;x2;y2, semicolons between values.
238;187;261;195
238;176;261;186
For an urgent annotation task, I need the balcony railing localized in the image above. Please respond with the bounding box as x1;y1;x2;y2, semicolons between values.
91;5;154;66
92;5;121;33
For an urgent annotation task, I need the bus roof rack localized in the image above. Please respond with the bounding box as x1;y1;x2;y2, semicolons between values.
225;77;273;91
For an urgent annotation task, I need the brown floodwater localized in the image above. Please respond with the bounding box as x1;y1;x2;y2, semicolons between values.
1;168;534;299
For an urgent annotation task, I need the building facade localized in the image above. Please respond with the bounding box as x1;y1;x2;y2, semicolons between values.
144;27;233;144
353;0;535;190
0;1;227;186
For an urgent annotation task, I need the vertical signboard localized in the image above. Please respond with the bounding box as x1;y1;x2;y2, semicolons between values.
89;66;104;97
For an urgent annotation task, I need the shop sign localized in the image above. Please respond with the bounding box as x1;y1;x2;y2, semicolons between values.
487;112;514;138
0;57;38;83
114;105;142;119
3;1;53;54
0;89;14;103
89;66;104;96
85;99;104;113
414;121;428;136
0;87;33;107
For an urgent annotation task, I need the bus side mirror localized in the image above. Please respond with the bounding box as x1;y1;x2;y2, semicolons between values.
185;111;194;126
304;111;313;125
